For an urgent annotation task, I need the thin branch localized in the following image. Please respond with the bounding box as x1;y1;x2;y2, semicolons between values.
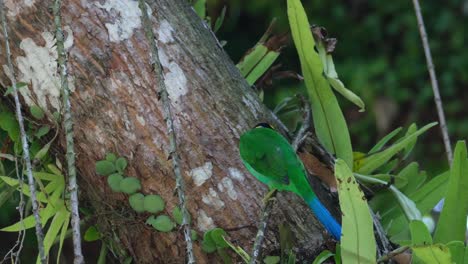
411;0;453;164
377;246;410;263
0;1;46;262
52;1;84;263
249;98;312;263
138;1;195;263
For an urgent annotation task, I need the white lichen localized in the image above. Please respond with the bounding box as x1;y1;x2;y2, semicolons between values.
157;48;188;111
3;31;74;111
136;115;146;126
96;0;150;42
4;0;36;17
157;20;175;44
202;188;225;210
228;167;245;182
197;209;215;232
188;162;213;187
220;177;238;200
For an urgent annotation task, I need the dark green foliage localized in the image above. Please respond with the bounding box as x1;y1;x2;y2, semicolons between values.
95;160;116;176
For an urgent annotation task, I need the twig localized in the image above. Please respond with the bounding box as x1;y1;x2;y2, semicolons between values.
249;98;312;263
138;1;195;263
411;0;453;164
0;1;46;262
377;246;410;263
52;1;84;263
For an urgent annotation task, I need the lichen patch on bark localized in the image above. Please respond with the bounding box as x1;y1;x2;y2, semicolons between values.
188;161;213;187
197;209;215;232
2;31;74;111
4;0;35;17
202;188;225;210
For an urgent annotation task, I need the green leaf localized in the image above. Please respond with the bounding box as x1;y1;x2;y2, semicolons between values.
105;153;117;162
30;105;45;120
335;159;376;263
357;122;437;174
402;124;418;159
143;194;165;213
84;225;102;242
3;82;28;96
368;127;402;154
193;0;206;19
209;228;229;248
263;256;280;264
245;51;280;86
40;208;70;263
119;177;141;194
0;110;20;142
312;250;334;264
288;0;353;167
213;6;226;32
172;206;191;225
279;223;293;259
237;45;269;77
95;160;116;176
128;193;145;213
399;162;426;195
434;141;468;243
146;215;175;232
316;41;365;112
35;125;50;138
115;157;127;173
57;213;70;264
446;241;465;264
34;143;51;161
409;220;432;245
411;244;452;263
191;230;197;241
201;231;217;253
107;173;124;192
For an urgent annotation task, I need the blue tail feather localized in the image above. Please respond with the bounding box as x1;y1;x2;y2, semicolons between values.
308;198;341;240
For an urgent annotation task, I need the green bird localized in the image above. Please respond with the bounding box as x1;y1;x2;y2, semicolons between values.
239;123;341;240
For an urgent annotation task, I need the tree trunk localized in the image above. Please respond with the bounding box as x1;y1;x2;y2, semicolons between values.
0;0;342;262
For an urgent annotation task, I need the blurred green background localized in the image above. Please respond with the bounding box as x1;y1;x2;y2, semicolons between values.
213;0;467;174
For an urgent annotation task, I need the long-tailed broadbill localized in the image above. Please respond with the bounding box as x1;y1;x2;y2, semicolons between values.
239;123;341;240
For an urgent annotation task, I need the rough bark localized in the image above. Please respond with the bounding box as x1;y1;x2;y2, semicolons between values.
0;0;341;262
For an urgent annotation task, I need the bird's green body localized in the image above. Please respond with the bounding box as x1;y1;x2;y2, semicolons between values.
239;126;341;240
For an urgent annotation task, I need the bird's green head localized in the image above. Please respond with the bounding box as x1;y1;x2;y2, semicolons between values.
254;122;274;129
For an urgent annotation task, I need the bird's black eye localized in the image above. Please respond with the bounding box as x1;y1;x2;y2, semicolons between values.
255;122;273;129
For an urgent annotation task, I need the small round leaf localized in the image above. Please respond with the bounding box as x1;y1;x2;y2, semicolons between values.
96;160;116;176
143;195;165;213
119;177;141;194
30;105;44;120
107;173;124;192
172;206;191;225
84;226;102;242
147;215;174;232
106;153;117;162
116;157;128;173
129;193;145;213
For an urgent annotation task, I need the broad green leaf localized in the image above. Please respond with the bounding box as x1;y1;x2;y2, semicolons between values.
143;194;165;213
84;225;102;242
411;244;452;264
0;110;20;142
30;105;45;120
380;171;449;237
33;172;61;181
107;173;123;192
193;0;206;19
399;162;426;195
115;157;127;173
312;250;334;264
446;241;465;264
201;231;217;253
35;125;50;138
119;177;141;194
357;122;437;174
288;0;353;167
0;185;16;208
409;220;432;245
128;193;145;213
95;160;116;176
39;208;69;264
368;127;402;154
335;159;376;263
34;142;51;161
434;141;468;243
105;153;117;162
147;215;174;232
245;51;280;85
237;44;268;77
172;206;191;225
